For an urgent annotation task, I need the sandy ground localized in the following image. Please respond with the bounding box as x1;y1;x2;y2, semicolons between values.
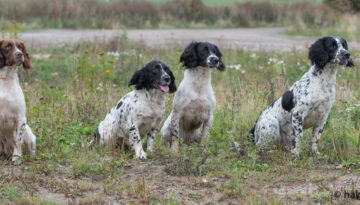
19;28;360;52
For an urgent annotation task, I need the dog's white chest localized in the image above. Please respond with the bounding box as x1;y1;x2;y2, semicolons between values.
301;73;335;129
0;79;26;116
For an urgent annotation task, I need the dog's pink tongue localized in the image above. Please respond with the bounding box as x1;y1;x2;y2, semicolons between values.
160;85;169;92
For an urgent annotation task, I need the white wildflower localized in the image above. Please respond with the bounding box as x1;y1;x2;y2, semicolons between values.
106;52;120;57
228;64;242;70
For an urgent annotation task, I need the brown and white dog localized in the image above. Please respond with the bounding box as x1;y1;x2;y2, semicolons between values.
0;39;36;161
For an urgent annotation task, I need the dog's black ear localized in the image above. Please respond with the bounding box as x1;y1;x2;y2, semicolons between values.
214;45;225;71
346;57;355;67
166;67;177;93
180;42;198;68
308;38;329;69
129;68;148;90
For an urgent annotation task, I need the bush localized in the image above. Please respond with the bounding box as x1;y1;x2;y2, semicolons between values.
0;0;345;29
325;0;360;12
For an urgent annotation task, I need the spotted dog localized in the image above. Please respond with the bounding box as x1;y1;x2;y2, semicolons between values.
250;36;354;156
161;42;225;151
95;60;176;159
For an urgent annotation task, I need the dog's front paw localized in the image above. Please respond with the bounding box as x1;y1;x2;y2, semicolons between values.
11;155;23;165
147;146;153;152
136;149;147;160
290;149;300;157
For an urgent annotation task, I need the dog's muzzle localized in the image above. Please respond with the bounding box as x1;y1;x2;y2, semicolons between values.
336;49;351;65
158;73;170;92
207;55;220;68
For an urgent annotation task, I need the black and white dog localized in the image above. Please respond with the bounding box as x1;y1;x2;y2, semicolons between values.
95;60;176;159
250;36;354;156
161;42;225;151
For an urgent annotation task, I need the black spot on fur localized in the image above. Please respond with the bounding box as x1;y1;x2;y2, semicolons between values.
116;101;123;109
129;126;136;131
291;138;296;149
281;90;295;112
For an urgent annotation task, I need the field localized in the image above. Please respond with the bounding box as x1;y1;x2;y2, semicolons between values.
0;33;359;204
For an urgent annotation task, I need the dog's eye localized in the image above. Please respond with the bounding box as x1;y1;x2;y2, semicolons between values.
330;43;337;49
5;44;12;49
341;43;347;49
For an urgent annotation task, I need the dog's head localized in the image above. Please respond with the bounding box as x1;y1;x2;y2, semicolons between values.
0;39;31;69
308;36;354;69
129;60;176;93
180;42;225;71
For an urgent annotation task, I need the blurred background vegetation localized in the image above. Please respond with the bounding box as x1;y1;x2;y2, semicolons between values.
0;0;359;40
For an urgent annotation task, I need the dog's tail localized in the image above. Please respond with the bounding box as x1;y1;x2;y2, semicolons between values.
248;126;256;144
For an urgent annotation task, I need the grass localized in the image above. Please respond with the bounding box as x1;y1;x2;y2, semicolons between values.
0;35;359;204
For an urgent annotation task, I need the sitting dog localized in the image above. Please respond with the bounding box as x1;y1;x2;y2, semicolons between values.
95;60;176;159
161;42;225;151
0;39;36;161
250;36;354;156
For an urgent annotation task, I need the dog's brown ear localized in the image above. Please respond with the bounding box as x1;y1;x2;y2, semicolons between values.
20;41;31;69
0;40;4;68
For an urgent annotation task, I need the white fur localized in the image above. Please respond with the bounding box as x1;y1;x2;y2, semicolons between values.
161;67;215;151
0;65;36;161
97;89;167;159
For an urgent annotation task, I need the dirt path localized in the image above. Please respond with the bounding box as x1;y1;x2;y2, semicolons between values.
20;28;360;52
1;161;359;204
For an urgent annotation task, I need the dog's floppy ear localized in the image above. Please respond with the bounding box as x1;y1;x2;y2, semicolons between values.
0;40;4;68
166;66;177;93
129;68;147;90
346;57;355;67
214;45;225;71
20;41;31;69
308;38;328;69
180;42;198;68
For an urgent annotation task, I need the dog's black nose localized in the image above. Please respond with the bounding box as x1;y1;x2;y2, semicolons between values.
341;50;350;58
210;57;219;65
163;75;170;83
